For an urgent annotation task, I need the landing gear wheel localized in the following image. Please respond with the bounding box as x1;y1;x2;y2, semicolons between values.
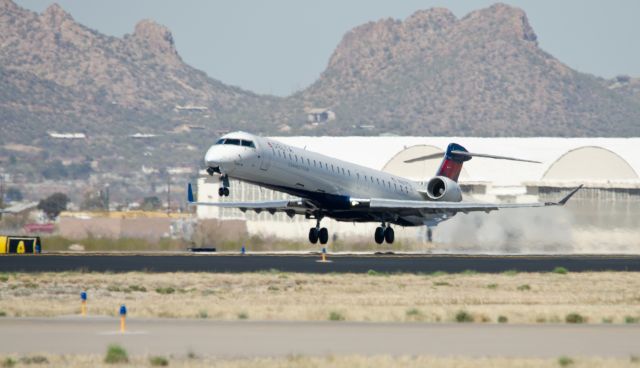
308;228;319;244
218;187;224;197
427;228;433;243
318;227;329;245
374;227;385;244
223;187;230;196
384;226;395;244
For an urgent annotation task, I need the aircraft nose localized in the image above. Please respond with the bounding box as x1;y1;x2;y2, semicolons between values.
204;146;236;173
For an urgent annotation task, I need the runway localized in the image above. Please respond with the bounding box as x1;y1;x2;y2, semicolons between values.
1;253;639;273
1;318;639;357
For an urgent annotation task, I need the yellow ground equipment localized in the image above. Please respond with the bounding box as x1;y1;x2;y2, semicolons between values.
0;236;42;254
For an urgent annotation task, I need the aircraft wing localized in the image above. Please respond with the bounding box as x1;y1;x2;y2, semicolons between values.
362;185;583;214
186;183;312;216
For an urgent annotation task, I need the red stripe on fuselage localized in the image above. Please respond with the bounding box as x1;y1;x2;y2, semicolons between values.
437;159;463;182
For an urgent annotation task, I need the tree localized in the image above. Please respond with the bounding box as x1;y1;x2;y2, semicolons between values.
38;192;70;220
141;196;161;211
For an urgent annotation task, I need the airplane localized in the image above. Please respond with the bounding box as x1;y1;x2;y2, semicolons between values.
187;131;582;245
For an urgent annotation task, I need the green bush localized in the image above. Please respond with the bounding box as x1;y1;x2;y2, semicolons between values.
461;269;477;275
502;269;518;276
104;344;128;364
455;310;474;323
0;275;8;282
197;310;208;319
405;308;422;319
517;284;531;291
433;281;450;286
237;312;249;320
625;316;639;324
1;357;16;368
565;313;585;324
431;271;447;276
149;356;169;366
128;285;147;292
487;284;498;289
498;315;508;323
0;311;6;317
553;267;568;275
329;311;345;321
155;287;175;295
558;356;574;366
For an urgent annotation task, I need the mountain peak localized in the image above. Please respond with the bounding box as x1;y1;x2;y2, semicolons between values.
404;8;457;30
469;3;537;43
42;3;73;25
132;19;177;56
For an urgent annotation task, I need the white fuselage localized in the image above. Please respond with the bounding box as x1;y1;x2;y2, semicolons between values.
206;133;424;203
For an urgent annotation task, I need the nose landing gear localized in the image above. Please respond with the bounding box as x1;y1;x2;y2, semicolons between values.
218;174;230;197
374;223;395;244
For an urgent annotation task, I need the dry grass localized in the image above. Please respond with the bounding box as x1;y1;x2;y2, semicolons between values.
1;354;639;368
0;271;639;324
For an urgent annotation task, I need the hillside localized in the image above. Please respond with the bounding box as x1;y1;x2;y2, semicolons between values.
296;4;640;136
1;0;640;198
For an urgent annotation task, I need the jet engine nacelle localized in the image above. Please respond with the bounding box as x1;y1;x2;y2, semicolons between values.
425;176;462;202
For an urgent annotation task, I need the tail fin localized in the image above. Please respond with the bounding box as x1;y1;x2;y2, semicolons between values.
436;143;471;182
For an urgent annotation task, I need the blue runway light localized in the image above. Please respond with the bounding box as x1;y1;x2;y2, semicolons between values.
119;304;127;316
322;247;326;254
241;245;246;255
81;291;87;301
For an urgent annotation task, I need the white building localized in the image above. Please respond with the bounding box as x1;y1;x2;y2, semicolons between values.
196;137;640;252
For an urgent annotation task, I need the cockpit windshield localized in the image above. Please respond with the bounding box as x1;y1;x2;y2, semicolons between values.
214;138;255;148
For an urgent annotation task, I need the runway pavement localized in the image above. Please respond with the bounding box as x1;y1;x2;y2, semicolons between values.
0;253;639;273
1;318;639;357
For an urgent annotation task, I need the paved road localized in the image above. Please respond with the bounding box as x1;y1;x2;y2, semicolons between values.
0;254;639;273
1;318;639;357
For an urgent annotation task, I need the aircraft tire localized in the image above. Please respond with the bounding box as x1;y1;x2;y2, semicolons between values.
223;187;230;196
308;228;319;244
374;227;385;244
318;227;329;244
218;187;224;196
384;227;395;244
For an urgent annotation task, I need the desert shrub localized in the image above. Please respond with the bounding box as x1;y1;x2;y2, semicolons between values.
487;284;498;289
502;269;518;276
455;310;473;323
197;310;208;319
461;269;476;275
149;356;169;366
155;287;175;295
237;312;249;320
558;356;574;366
517;284;531;291
498;315;508;323
553;267;568;275
565;313;585;324
625;316;639;324
128;285;147;292
329;311;345;321
1;357;16;368
433;281;450;286
104;344;128;364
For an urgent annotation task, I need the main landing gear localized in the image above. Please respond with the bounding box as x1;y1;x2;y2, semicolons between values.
218;174;230;197
308;219;329;245
374;223;395;244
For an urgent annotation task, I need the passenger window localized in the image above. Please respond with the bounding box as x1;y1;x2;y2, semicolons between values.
289;154;292;160
313;160;316;167
307;158;311;165
295;155;298;162
348;170;351;176
331;164;334;172
341;168;345;175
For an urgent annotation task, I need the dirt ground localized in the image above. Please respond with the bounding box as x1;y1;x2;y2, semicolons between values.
1;271;639;324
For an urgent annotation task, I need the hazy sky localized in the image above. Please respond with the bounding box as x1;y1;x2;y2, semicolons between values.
15;0;640;96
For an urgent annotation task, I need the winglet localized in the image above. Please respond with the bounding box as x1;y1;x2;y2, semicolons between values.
558;185;583;205
187;183;194;203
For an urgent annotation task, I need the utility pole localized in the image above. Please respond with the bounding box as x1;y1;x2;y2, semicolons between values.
166;175;171;214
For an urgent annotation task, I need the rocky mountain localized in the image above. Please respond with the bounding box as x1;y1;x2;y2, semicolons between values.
296;4;640;136
1;0;640;189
